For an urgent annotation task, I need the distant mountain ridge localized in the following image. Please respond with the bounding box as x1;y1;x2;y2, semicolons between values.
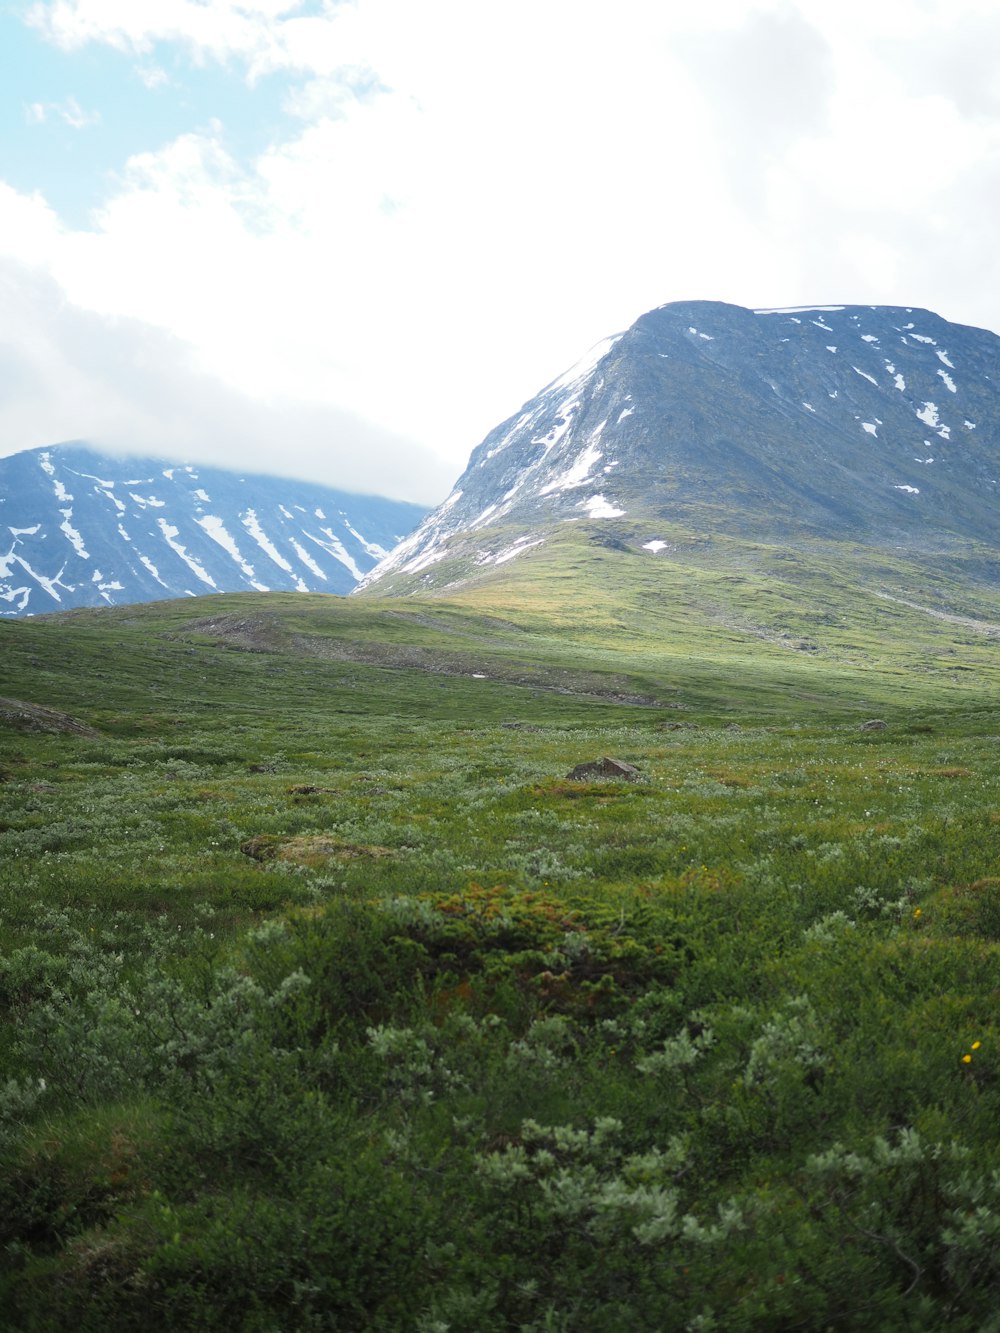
0;444;427;616
359;300;1000;595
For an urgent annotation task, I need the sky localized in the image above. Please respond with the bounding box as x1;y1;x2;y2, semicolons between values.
2;0;1000;503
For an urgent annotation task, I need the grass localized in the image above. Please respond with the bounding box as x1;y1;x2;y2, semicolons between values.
2;580;1000;1328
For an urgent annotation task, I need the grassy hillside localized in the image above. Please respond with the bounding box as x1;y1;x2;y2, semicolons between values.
2;586;1000;1328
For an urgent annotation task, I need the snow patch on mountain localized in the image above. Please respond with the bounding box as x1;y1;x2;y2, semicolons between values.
581;495;625;518
306;528;365;581
472;503;499;528
59;511;88;558
196;515;264;587
754;305;846;315
492;537;545;566
485;412;535;462
546;335;622;393
288;537;325;580
158;519;217;588
343;520;388;560
139;554;168;587
403;546;447;575
241;510;293;574
531;399;579;454
539;440;604;494
15;554;74;605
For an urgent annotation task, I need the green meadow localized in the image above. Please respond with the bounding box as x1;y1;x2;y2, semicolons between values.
2;568;1000;1329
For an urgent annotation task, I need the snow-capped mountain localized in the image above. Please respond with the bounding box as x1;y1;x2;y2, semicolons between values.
359;301;1000;595
0;444;427;616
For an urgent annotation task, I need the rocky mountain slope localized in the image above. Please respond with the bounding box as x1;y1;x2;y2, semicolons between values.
359;301;999;596
0;444;427;616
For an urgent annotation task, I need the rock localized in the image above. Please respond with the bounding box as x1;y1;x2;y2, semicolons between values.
860;719;888;732
0;697;100;738
565;757;642;782
589;533;631;552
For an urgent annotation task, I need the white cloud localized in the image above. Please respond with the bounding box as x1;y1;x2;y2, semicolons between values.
0;256;454;502
28;0;307;67
0;182;65;266
8;0;1000;495
136;63;171;90
24;95;101;128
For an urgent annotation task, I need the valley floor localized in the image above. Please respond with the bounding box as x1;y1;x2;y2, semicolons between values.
2;593;1000;1329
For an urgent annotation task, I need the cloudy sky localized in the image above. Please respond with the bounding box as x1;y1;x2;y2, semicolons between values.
2;0;999;502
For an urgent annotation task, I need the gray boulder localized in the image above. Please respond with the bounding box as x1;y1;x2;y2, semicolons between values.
565;757;642;781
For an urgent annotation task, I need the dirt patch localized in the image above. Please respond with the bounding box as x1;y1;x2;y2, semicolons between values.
381;610;530;639
874;591;1000;637
241;834;395;865
176;614;670;707
179;614;288;653
0;697;100;738
287;633;670;706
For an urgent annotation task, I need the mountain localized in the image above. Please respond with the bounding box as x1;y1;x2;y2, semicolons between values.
0;444;427;616
358;300;1000;596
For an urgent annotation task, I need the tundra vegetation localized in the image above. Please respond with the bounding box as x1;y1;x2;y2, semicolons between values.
2;582;1000;1330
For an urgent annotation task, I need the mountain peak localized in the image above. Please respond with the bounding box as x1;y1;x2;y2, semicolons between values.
358;300;1000;595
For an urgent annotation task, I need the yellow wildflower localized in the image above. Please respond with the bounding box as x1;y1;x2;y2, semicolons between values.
962;1054;973;1064
972;1041;982;1051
